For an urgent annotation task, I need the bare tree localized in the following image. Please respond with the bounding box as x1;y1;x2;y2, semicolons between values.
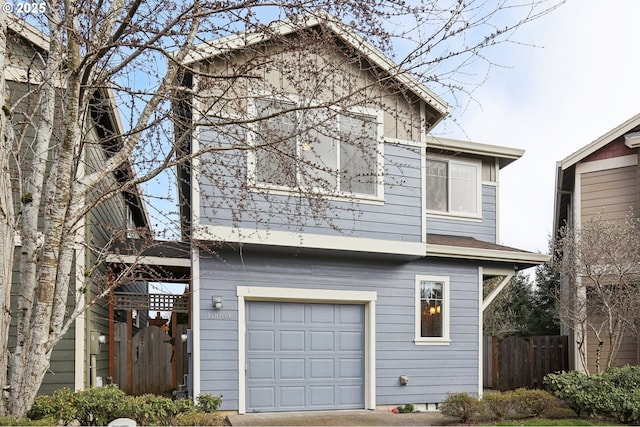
0;0;560;417
556;212;640;374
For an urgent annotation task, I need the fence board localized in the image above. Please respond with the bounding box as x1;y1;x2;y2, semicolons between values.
484;335;568;390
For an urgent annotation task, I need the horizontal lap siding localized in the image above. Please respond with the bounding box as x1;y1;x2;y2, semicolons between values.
581;166;638;222
198;140;423;242
199;251;479;410
426;185;497;243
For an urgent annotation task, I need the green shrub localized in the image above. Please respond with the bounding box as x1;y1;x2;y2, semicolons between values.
173;397;196;414
511;388;555;417
395;403;414;413
172;412;227;426
73;384;128;425
439;392;484;422
544;366;640;424
28;387;78;423
196;393;223;413
544;370;597;417
126;394;179;426
483;391;513;420
28;387;224;426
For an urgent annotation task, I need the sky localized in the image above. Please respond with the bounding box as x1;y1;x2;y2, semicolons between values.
437;0;640;259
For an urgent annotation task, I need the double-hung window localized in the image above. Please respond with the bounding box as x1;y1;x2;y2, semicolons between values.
251;97;380;197
425;157;481;217
415;275;450;345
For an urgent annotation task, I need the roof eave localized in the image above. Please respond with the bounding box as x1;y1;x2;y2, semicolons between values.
426;135;525;166
426;243;550;269
560;112;640;170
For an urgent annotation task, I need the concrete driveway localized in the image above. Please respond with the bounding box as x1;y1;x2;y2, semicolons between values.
227;410;457;426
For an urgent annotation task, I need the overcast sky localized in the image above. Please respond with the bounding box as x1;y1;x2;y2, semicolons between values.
436;0;640;259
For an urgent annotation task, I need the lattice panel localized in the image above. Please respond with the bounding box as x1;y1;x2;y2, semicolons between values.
113;292;189;312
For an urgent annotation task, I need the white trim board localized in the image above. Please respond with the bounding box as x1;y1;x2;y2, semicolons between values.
194;225;427;257
236;286;377;414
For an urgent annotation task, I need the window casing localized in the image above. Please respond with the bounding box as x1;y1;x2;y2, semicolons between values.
249;97;381;198
425;157;481;217
415;275;450;345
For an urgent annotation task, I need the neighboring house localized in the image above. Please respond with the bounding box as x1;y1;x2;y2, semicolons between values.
6;16;150;395
176;12;548;413
553;113;640;373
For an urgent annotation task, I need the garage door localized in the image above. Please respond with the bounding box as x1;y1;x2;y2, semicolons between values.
246;301;365;412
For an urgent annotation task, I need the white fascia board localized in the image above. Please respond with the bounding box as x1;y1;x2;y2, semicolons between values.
105;254;191;267
195;225;426;257
426;135;525;163
575;153;637;174
8;15;49;50
426;243;550;265
560;112;640;171
182;11;450;118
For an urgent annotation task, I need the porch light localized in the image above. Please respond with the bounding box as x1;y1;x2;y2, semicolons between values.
212;296;223;309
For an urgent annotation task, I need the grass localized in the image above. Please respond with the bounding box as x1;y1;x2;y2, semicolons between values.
495;419;608;426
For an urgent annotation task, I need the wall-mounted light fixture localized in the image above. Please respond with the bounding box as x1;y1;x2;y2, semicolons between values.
212;296;223;309
98;334;107;345
399;375;409;386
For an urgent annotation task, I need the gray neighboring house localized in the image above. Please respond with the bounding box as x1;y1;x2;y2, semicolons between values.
554;112;640;374
175;12;548;413
6;16;150;395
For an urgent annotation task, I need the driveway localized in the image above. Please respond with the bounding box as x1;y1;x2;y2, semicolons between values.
227;409;457;426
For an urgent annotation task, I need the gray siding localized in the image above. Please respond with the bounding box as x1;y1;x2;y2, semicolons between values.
198;140;424;243
581;165;638;222
426;185;497;243
198;249;480;410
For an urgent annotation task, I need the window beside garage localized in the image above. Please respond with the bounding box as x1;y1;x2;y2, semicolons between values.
415;275;450;345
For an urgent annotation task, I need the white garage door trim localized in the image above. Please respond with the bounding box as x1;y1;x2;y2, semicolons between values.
237;286;377;414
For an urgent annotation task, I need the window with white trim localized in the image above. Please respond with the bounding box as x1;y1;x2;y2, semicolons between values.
426;157;481;216
250;98;380;197
415;275;450;345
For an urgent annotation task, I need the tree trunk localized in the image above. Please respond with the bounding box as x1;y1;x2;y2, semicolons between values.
0;7;15;417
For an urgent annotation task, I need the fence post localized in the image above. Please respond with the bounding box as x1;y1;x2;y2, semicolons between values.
492;336;498;388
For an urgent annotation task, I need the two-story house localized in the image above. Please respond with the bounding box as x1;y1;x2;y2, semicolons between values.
175;11;548;413
554;112;640;373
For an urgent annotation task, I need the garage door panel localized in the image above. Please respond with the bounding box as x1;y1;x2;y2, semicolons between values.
339;386;365;405
248;387;276;409
280;330;304;351
310;358;334;379
309;330;334;351
246;301;364;412
248;303;276;322
338;331;364;351
310;386;335;407
247;359;275;380
280;303;305;323
280;359;305;379
339;358;364;379
339;305;364;323
310;304;335;323
280;386;306;408
247;330;275;351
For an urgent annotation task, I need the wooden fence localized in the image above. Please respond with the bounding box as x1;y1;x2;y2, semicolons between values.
483;335;568;390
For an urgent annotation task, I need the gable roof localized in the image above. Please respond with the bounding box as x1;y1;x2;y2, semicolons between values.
182;10;451;123
558;112;640;170
426;135;525;168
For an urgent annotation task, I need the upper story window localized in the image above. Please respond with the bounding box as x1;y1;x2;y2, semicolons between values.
425;157;481;217
250;97;381;198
